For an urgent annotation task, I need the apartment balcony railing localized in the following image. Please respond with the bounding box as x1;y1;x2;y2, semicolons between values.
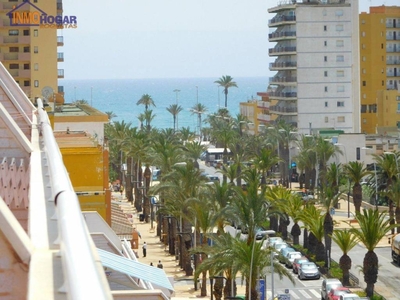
269;15;296;25
269;76;297;84
387;60;400;65
387;36;399;41
257;113;271;122
4;36;18;43
269;31;296;40
268;91;297;98
58;69;64;78
8;69;30;78
269;46;297;55
387;73;399;77
0;2;16;10
270;61;297;69
269;106;298;114
57;52;64;62
58;86;64;93
257;101;270;109
57;36;64;46
387;48;400;53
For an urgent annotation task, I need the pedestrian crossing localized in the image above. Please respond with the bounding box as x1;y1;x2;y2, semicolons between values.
268;288;321;299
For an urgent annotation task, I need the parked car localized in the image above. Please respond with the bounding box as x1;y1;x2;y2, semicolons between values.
278;247;296;264
298;262;320;280
267;237;283;248
339;294;360;300
285;251;302;268
273;242;288;257
206;175;220;183
321;278;343;300
327;287;352;300
292;256;309;274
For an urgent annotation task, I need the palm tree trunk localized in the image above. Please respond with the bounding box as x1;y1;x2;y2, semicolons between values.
316;241;325;262
324;213;334;268
364;251;378;298
340;254;352;286
353;184;362;214
303;228;309;249
143;166;151;223
396;206;400;234
291;222;301;245
126;156;134;203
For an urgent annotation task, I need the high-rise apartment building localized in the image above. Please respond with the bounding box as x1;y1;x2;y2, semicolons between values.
0;0;63;103
359;6;400;134
268;0;360;134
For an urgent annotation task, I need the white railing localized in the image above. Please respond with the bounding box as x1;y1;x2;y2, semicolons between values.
37;98;112;300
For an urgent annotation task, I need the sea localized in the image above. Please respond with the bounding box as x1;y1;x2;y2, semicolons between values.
59;77;268;130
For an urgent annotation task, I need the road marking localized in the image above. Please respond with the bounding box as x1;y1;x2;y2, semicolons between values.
289;290;300;299
309;289;321;298
298;289;312;298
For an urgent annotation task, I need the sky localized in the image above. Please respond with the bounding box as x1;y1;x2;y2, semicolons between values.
60;0;399;80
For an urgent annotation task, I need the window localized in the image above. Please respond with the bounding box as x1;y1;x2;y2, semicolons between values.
336;40;344;47
324;56;327;62
324;71;328;77
363;118;367;124
337;70;344;77
361;105;367;113
336;25;344;31
34;46;38;53
324;25;327;31
325;101;328;107
363;81;366;86
23;46;29;52
336;55;344;62
368;104;377;113
324;40;327;46
382;80;384;86
34;63;39;71
337;116;345;122
362;68;366;74
361;19;365;24
8;30;19;36
23;63;29;70
362;56;366;61
324;86;328;92
9;47;18;52
323;9;327;16
362;31;365;37
381;43;384;49
23;30;29;36
325;117;329;123
337;101;344;107
24;80;30;87
9;64;18;69
363;94;366;99
336;10;343;16
337;85;344;92
362;44;366;49
34;80;39;87
34;30;38;37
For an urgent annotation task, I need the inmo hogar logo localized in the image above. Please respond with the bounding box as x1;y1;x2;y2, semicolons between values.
7;0;77;29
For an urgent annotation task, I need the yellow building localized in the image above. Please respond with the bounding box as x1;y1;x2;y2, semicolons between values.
239;92;272;135
53;104;111;224
0;0;63;102
360;6;400;134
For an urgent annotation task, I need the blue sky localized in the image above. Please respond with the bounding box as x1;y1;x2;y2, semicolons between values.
61;0;399;80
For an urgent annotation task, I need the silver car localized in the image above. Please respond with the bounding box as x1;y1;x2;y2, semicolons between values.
298;262;320;280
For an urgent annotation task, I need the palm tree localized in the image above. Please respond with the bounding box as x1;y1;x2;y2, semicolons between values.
295;134;317;190
214;75;238;108
190;103;208;140
383;179;400;233
344;161;370;214
331;229;359;286
166;104;183;132
314;136;341;190
136;93;155;111
182;141;206;169
285;195;304;245
302;204;325;261
105;111;117;122
350;209;396;297
144;109;156;131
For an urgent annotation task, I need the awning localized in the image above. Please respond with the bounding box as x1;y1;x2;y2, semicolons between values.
97;248;174;292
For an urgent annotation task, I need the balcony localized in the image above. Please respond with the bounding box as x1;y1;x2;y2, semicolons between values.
269;61;297;70
57;36;64;46
269;46;296;56
387;48;400;53
387;60;400;65
269;105;298;116
9;69;30;78
57;52;64;62
257;101;270;109
58;69;64;78
0;2;17;10
269;76;297;85
257;113;271;122
268;31;296;41
268;91;297;100
4;36;18;43
58;86;64;94
269;15;296;27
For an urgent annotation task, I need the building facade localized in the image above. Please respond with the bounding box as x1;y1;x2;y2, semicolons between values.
268;0;360;134
359;6;400;134
0;0;63;102
239;92;272;134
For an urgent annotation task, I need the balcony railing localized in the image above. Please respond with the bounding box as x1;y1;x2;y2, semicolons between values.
57;36;64;46
58;86;64;93
257;101;270;109
58;69;64;78
387;60;400;65
57;52;64;62
270;61;297;68
269;15;296;25
269;106;298;113
387;49;400;53
4;36;18;43
269;31;296;39
268;91;297;98
269;76;297;83
269;46;297;54
257;113;271;122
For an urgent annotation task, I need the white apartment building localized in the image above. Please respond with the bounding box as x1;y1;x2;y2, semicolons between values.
268;0;360;134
